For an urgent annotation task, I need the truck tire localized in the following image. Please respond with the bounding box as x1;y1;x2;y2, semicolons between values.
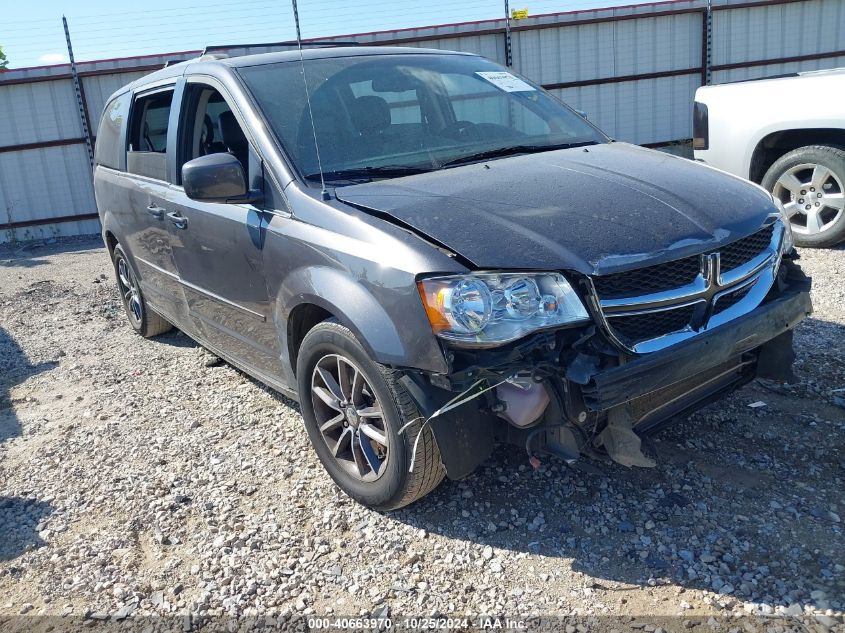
762;145;845;248
296;320;446;510
112;244;173;338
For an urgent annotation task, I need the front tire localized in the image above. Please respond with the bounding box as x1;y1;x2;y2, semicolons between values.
112;244;172;338
762;145;845;248
296;320;445;510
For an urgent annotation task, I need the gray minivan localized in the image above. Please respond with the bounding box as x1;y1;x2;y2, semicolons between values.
94;46;811;509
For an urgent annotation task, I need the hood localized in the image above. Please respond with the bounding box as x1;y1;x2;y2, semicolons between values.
335;142;779;275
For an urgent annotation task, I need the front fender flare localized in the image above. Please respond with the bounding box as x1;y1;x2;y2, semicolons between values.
275;266;449;381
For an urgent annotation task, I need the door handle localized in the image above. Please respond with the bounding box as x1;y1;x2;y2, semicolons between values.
166;211;188;230
146;204;165;220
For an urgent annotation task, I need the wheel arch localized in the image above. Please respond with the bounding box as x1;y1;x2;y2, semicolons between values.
287;302;335;377
276;266;449;383
749;128;845;184
99;209;124;258
104;229;119;257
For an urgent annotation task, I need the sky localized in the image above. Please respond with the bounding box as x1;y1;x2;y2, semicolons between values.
1;0;653;69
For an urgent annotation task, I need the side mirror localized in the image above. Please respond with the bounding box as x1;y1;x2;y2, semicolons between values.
182;153;262;204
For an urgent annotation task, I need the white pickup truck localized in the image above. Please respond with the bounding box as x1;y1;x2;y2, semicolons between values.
693;68;845;247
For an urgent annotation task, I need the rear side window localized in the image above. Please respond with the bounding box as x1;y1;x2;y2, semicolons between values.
95;92;129;170
127;89;174;180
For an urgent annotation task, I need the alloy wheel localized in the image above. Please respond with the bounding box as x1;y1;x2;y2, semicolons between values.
116;256;143;327
310;354;390;482
773;163;845;235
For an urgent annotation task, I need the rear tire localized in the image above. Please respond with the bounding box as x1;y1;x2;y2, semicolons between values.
112;244;172;338
296;320;445;510
762;145;845;248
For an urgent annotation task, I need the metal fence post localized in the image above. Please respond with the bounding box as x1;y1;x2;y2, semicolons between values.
503;0;513;67
63;16;95;169
704;0;713;85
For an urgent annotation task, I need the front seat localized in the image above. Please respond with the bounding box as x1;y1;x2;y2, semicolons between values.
349;96;391;156
218;110;249;170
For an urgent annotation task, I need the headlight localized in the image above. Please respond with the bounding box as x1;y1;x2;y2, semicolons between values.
775;203;795;252
417;272;590;345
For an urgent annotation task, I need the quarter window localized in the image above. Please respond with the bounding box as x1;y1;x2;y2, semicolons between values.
94;92;129;170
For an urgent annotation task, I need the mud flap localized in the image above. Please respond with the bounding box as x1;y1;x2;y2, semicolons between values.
596;406;656;468
400;374;496;480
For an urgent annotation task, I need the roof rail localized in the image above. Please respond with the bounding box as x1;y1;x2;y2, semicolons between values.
201;41;359;55
163;59;188;67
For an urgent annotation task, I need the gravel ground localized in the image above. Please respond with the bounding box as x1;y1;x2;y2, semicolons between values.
0;236;843;630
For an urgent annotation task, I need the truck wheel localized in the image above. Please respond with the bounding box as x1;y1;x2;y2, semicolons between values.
762;145;845;248
296;320;445;510
112;244;172;337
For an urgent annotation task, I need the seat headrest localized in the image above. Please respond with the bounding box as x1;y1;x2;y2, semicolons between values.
218;110;247;149
202;114;214;143
350;96;391;134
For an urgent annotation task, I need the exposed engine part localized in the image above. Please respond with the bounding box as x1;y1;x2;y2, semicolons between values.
524;423;609;475
525;424;578;463
495;379;550;428
596;406;656;468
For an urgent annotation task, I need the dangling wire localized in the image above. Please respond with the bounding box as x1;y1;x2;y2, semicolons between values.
398;374;517;472
291;0;329;200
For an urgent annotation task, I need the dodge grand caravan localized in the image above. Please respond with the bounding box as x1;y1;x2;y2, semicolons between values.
93;47;812;510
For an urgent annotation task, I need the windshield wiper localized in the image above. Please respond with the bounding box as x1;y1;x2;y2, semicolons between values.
440;141;599;168
304;165;433;183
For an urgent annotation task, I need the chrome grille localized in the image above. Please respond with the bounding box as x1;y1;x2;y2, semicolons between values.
720;224;775;272
607;304;697;345
592;256;700;299
713;282;754;315
591;220;784;353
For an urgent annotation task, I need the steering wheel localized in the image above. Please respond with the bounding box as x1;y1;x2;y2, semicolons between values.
442;120;481;141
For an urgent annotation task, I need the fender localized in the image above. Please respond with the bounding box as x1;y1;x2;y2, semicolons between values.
98;208;120;252
743;118;845;179
273;265;450;386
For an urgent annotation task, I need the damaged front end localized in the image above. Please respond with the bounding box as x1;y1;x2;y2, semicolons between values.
401;229;812;480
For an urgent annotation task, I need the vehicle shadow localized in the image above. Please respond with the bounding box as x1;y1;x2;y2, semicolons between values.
391;316;845;613
0;256;50;269
0;327;57;446
0;496;53;562
154;329;200;349
0;237;102;269
0;328;57;561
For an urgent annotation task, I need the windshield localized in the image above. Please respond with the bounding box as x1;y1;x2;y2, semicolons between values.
238;53;607;184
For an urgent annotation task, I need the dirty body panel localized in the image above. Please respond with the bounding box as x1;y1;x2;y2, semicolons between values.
335;142;779;274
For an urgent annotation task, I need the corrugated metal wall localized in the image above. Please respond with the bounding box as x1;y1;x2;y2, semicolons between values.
711;0;845;83
1;0;843;243
0;52;198;244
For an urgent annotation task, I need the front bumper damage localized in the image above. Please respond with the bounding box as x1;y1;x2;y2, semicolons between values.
402;260;813;480
578;277;811;414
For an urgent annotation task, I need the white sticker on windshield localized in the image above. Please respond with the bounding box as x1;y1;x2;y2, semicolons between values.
475;71;536;92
